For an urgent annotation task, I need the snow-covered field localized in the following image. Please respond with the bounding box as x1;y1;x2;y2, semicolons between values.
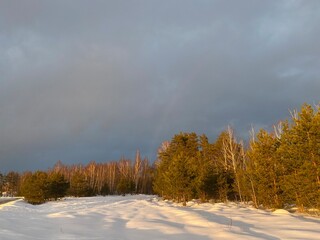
0;195;319;240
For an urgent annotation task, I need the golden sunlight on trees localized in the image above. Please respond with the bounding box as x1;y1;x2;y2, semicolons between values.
153;103;319;212
2;103;319;213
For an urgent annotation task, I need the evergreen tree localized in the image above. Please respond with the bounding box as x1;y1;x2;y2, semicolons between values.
47;172;69;200
195;134;217;201
246;129;282;208
153;132;200;205
153;141;172;198
100;183;110;196
20;171;49;205
69;171;93;197
116;178;135;195
278;104;320;210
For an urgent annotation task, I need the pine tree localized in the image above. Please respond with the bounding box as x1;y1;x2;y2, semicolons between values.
69;171;92;197
116;178;135;195
247;129;282;208
47;172;69;200
195;134;217;202
20;171;49;205
278;104;320;210
153;132;200;205
153;141;172;198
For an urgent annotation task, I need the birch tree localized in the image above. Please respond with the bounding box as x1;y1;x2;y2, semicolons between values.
222;126;245;202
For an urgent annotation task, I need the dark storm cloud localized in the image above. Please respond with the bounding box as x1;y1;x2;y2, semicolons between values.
0;0;319;171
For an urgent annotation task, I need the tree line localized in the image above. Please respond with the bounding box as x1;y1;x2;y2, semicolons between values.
154;103;319;212
0;150;154;204
1;103;319;212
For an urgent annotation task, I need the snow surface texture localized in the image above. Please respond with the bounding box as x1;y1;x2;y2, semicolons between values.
0;195;319;240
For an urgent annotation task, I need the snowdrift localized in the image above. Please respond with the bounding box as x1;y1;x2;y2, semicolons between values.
0;195;319;240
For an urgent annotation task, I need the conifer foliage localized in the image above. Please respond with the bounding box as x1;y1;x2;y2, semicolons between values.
2;103;319;212
15;154;154;205
246;104;320;211
20;171;69;204
154;133;200;205
154;103;319;212
154;131;245;205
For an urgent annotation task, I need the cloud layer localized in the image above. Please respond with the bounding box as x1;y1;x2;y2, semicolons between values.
1;0;319;171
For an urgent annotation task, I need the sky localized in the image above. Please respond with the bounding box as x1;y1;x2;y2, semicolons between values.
1;0;319;172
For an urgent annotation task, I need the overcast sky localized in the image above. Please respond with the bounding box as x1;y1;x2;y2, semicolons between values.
1;0;319;172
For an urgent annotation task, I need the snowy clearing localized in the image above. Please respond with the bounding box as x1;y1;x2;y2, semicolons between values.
0;195;319;240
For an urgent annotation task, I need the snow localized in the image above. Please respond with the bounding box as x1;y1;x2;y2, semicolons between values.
0;195;319;240
272;209;291;215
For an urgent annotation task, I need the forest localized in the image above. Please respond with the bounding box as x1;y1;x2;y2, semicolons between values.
1;103;319;212
154;103;320;212
0;152;154;204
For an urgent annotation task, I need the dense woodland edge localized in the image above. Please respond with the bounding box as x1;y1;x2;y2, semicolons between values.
1;103;319;214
